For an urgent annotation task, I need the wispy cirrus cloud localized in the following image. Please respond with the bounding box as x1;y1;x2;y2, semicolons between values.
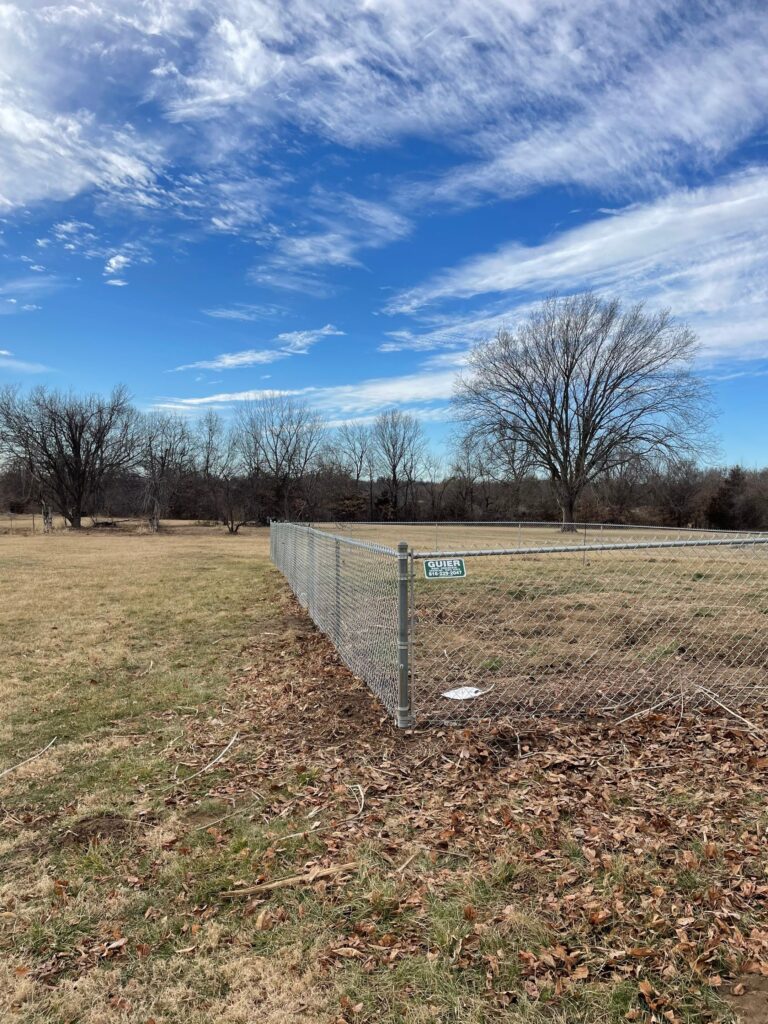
174;323;344;371
0;348;49;373
388;167;768;361
0;273;62;309
203;303;286;322
162;359;459;419
3;2;766;236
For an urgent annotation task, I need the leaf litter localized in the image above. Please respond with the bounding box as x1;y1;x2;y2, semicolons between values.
169;598;768;1022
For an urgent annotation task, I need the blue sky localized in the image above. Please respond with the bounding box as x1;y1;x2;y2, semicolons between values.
1;0;767;464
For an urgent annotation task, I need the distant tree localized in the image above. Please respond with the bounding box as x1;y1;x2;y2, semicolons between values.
336;421;376;519
0;385;136;528
372;410;425;519
456;293;712;530
650;459;705;527
196;411;251;533
422;453;451;520
238;396;325;519
138;413;195;531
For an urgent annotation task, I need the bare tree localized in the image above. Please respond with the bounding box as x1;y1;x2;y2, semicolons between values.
456;293;712;530
422;452;451;520
238;396;325;519
0;385;136;528
196;411;251;533
336;421;376;518
138;413;195;531
372;410;425;518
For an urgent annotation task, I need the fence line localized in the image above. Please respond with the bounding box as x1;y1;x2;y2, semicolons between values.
270;522;405;721
271;521;768;727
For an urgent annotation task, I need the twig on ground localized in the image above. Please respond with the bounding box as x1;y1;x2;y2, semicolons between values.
396;851;419;874
171;732;239;789
275;783;367;843
695;687;764;736
616;694;676;725
221;861;358;898
0;737;57;780
191;797;261;833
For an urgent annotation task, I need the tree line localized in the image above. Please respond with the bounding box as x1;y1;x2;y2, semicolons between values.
0;293;763;532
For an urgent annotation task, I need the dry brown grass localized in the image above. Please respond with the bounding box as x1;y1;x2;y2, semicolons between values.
2;524;768;1023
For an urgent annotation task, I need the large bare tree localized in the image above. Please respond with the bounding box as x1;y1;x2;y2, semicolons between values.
0;385;136;528
456;293;712;529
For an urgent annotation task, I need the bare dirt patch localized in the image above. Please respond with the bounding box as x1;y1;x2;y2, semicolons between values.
59;813;132;846
727;977;768;1024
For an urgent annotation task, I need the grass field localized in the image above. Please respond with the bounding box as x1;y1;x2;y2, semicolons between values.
2;523;768;1022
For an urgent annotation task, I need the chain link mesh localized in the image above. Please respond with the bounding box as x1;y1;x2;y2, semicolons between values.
274;523;768;725
270;522;401;715
411;530;768;723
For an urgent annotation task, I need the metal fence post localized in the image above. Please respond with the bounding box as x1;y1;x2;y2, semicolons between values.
397;541;414;729
334;537;341;643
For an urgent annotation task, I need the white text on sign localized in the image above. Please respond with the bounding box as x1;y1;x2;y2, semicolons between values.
424;558;467;579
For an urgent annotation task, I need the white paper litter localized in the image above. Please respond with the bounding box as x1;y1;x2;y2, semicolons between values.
441;686;493;701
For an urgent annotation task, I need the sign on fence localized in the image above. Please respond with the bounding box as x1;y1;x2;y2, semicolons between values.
424;557;467;579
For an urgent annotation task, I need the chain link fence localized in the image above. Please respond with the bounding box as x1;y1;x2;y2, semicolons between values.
272;522;768;726
270;522;406;720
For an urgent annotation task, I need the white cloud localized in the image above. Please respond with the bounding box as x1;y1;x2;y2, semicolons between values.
1;1;765;237
164;362;458;417
104;253;131;275
174;323;344;370
0;348;49;373
388;168;768;360
0;274;62;306
105;278;129;287
203;303;285;322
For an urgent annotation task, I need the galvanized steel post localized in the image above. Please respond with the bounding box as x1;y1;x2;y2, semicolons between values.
397;541;413;729
334;537;341;643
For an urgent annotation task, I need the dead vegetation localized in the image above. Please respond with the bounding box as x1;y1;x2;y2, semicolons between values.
1;527;767;1022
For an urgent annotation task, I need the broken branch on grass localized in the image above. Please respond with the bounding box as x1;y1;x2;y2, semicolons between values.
172;732;239;789
0;737;57;780
220;861;358;898
274;782;367;843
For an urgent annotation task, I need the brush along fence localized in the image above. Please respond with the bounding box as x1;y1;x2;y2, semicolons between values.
270;522;768;726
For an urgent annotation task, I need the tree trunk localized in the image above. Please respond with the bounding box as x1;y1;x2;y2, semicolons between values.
560;493;578;532
70;512;82;529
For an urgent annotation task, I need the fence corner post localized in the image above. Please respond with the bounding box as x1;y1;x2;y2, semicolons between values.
397;541;414;729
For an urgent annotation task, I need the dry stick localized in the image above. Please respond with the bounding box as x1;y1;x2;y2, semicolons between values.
695;687;764;736
0;737;57;780
191;797;261;833
221;861;358;899
616;694;677;726
171;732;239;789
277;783;367;843
396;851;419;874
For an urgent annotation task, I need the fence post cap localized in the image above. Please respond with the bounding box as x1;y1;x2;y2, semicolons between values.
398;541;409;553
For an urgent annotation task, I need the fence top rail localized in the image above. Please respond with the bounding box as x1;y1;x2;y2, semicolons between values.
412;536;768;559
310;520;768;537
272;521;398;557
